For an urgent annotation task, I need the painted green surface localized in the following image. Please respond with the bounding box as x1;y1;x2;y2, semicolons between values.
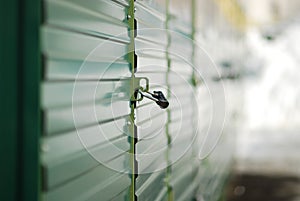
0;0;236;200
0;1;20;200
0;0;40;200
41;0;132;200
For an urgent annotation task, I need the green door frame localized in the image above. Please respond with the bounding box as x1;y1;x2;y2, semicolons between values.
0;0;40;200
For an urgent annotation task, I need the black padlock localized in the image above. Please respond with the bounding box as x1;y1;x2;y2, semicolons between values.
138;90;169;109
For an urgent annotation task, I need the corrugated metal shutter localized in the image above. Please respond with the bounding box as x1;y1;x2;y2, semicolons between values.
134;0;200;200
40;0;236;201
41;0;132;200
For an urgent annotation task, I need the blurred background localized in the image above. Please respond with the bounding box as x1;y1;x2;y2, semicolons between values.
1;0;300;200
194;0;300;200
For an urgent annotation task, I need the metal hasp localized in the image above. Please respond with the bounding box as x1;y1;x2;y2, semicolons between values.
138;90;170;109
130;77;169;109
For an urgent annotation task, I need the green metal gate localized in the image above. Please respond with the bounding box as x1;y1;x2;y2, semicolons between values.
40;0;202;200
1;0;238;200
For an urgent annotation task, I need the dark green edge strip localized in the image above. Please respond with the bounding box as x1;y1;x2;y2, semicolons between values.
0;0;41;200
0;1;20;200
19;0;41;200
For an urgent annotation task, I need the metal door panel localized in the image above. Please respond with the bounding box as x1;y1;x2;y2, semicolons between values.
136;130;167;155
44;152;129;191
136;24;168;46
44;100;129;134
109;189;128;201
42;118;129;188
45;0;129;41
137;112;167;139
41;0;132;200
135;1;165;25
137;149;167;174
110;0;129;7
168;0;192;34
137;57;168;72
134;1;198;197
44;166;130;201
169;137;194;164
176;174;199;201
135;0;166;14
136;171;165;201
136;49;167;60
45;59;130;80
39;0;238;200
42;26;128;61
135;71;190;87
135;3;167;44
171;60;194;75
42;118;127;162
153;187;168;201
169;35;193;62
52;0;127;21
136;103;167;125
42;80;129;109
135;40;167;57
169;20;191;37
168;118;194;137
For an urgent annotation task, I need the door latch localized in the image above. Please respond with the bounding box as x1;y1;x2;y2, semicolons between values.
137;90;169;109
130;77;169;109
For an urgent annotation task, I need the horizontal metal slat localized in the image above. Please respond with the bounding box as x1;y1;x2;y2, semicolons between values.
171;60;194;75
45;59;130;80
169;34;193;61
135;2;167;46
135;71;191;87
169;123;194;141
42;118;129;188
42;26;129;61
175;171;199;201
135;0;166;16
136;50;166;61
137;118;166;140
137;130;167;154
136;171;166;201
42;118;128;163
108;188;128;201
42;80;130;109
169;19;192;36
168;0;192;34
138;154;167;175
136;100;167;124
153;187;168;201
45;0;129;41
135;38;167;57
169;136;195;164
168;118;194;137
170;154;196;185
137;57;168;72
136;140;167;173
136;34;193;63
169;103;194;122
137;58;194;75
44;100;129;135
135;1;165;26
136;173;151;190
43;162;130;201
111;0;129;7
44;150;129;190
52;0;128;19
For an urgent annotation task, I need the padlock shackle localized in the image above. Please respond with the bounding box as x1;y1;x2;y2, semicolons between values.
138;90;169;109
